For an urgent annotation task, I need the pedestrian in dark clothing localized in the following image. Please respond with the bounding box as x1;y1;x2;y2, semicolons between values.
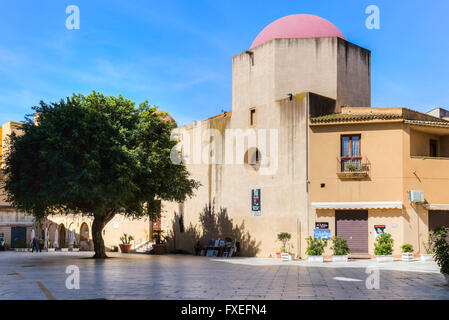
38;238;44;252
32;237;39;253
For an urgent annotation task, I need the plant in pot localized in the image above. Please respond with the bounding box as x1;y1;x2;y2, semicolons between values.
119;233;134;253
276;232;292;259
401;244;414;262
374;233;394;262
432;227;449;284
15;240;27;252
421;232;435;261
306;236;328;263
152;230;167;255
72;242;80;252
330;236;350;262
47;242;55;252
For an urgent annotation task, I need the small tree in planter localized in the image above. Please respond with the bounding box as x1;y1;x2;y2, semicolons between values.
119;233;134;253
422;232;435;261
432;227;449;284
306;236;328;263
401;244;414;262
276;232;292;259
330;236;350;262
374;233;394;262
152;230;167;255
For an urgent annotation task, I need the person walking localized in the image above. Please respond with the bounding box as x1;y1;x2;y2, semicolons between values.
31;236;38;252
38;237;44;252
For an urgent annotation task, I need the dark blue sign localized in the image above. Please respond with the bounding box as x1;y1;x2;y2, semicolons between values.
313;229;331;240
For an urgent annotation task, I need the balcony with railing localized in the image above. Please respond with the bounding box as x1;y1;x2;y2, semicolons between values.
337;156;370;179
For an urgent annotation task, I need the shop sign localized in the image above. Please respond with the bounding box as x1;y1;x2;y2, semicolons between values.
374;225;386;240
251;189;261;216
315;222;329;229
313;229;331;240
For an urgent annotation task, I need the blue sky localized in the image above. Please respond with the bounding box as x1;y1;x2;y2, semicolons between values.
0;0;448;126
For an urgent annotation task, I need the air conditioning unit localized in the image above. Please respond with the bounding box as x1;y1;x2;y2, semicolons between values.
409;190;424;203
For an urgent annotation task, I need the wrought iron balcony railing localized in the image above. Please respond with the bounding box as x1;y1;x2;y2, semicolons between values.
337;156;370;178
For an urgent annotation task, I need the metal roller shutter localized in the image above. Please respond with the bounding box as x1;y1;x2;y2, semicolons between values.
336;210;368;254
429;211;449;231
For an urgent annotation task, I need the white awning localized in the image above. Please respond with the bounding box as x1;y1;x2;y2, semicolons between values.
0;222;34;227
311;201;403;210
424;204;449;211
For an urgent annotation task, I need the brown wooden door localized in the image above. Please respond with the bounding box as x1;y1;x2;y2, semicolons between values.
429;211;449;231
336;210;368;254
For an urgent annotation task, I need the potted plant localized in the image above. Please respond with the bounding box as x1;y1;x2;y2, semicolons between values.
119;233;134;253
374;233;394;262
306;236;328;263
276;232;292;259
152;230;166;254
72;242;80;252
421;232;435;261
331;236;350;262
401;244;414;262
47;242;55;252
15;240;27;252
432;227;449;284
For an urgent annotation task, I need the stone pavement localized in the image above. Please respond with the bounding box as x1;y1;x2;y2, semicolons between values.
0;251;448;300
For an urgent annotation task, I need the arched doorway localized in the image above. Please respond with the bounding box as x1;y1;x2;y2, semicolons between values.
58;224;66;248
80;223;89;241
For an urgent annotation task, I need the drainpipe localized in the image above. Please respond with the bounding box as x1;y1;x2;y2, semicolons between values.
305;93;310;259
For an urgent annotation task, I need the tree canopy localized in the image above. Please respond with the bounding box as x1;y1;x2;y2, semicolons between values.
2;92;199;258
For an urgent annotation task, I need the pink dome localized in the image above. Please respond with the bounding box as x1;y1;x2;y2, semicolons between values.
155;109;177;127
250;14;346;49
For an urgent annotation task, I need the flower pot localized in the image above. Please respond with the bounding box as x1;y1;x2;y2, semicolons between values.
119;243;132;253
332;255;348;262
152;244;167;255
308;255;324;263
60;248;69;252
402;252;414;262
420;254;434;262
275;252;282;259
47;248;55;252
376;255;394;262
71;248;79;252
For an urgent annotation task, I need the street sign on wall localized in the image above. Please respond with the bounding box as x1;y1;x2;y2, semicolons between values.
251;189;261;216
374;225;386;240
315;222;329;229
313;229;331;240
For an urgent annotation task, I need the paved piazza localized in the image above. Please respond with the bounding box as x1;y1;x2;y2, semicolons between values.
0;251;448;300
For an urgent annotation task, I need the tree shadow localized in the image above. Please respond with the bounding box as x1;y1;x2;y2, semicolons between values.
166;202;261;257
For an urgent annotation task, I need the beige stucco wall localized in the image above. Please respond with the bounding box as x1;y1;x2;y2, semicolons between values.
310;121;449;256
233;37;370;112
309;121;405;256
163;94;310;258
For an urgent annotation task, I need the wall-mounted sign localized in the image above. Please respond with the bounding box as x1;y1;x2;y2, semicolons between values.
313;229;331;240
251;189;261;216
374;225;386;240
315;222;329;229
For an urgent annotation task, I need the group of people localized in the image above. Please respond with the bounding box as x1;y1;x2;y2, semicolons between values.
31;236;45;252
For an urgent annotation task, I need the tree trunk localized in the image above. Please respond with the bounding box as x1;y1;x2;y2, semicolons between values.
92;214;114;259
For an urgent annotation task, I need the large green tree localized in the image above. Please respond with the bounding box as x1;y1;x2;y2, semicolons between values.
2;92;199;258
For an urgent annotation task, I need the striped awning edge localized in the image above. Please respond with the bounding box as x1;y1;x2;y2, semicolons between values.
311;201;403;210
424;204;449;211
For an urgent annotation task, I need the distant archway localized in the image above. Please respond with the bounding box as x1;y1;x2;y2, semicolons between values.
58;224;66;248
80;222;89;241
